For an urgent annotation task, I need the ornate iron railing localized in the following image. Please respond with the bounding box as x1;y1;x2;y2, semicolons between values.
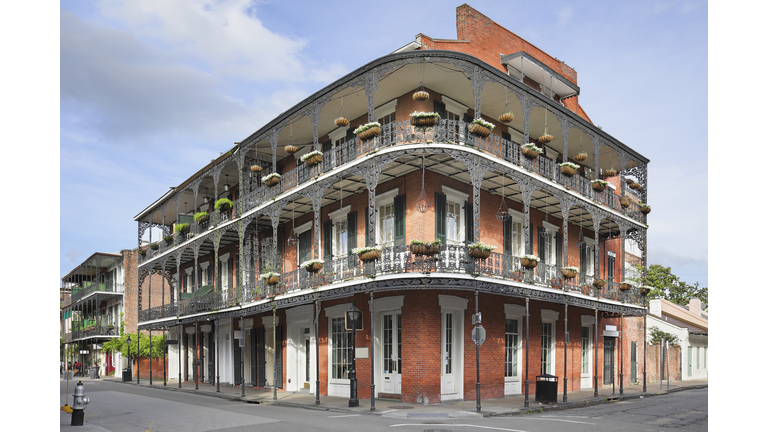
138;244;644;323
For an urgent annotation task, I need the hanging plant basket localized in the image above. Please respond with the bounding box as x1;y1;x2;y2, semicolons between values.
561;266;578;279
538;134;554;144
468;119;494;138
498;112;514;123
175;223;190;234
619;282;633;291
560;162;578;177
301;151;323;167
639;286;651;296
604;168;617;177
262;274;280;286
630;182;643;191
262;173;281;187
354;122;381;141
591;180;607;192
574;152;588;162
593;279;607;289
639;204;651;214
215;198;233;212
194;211;209;224
354;246;382;263
300;260;324;274
149;242;159;251
410;240;441;257
285;145;298;155
412;89;430;101
626;178;635;185
521;143;542;160
620;196;631;208
334;117;350;127
521;255;539;269
410;111;440;127
250;164;263;173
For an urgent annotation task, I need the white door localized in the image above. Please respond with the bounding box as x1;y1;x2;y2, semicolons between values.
381;312;402;394
300;327;311;390
441;311;462;399
581;326;592;389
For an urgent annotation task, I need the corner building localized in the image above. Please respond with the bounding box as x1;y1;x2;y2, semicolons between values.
134;5;651;404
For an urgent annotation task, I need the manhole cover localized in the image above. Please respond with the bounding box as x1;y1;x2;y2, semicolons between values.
388;405;413;409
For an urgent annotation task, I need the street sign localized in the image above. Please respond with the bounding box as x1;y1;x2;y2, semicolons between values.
471;325;486;346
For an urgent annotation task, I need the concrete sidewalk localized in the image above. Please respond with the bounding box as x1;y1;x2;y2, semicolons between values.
69;373;708;418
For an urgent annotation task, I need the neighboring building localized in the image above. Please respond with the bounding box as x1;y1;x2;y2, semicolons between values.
648;298;708;381
134;5;652;404
61;252;126;376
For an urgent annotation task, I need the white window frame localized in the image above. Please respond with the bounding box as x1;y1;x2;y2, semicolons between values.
504;304;525;394
507;209;525;257
184;267;193;292
328;205;351;257
541;309;559;375
325;303;353;391
219;252;230;291
375;188;399;246
585;237;596;276
442;186;469;246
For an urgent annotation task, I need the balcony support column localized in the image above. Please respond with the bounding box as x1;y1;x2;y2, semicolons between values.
358;156;399;247
266;200;289;280
449;151;491;242
589;132;603;180
553;191;576;268
213;230;222;300
300;179;333;263
553;112;571;165
590;210;605;282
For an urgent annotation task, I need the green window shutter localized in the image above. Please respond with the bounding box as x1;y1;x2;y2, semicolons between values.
607;256;615;281
538;226;545;264
435;192;446;245
580;247;587;273
323;220;333;261
347;211;357;253
556;233;562;267
364;209;371;247
434;100;446;118
464;202;474;245
394;195;405;247
528;224;534;255
503;218;512;255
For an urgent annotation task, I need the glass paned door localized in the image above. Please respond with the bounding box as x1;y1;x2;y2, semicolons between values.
381;312;402;394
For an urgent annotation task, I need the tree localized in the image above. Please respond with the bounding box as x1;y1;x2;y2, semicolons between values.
630;264;707;310
649;326;680;345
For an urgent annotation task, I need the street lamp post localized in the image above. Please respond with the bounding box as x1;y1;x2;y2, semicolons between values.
345;302;362;408
126;335;132;382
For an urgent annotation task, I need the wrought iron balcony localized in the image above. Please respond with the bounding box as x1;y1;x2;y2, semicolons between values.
138;244;644;323
69;281;124;304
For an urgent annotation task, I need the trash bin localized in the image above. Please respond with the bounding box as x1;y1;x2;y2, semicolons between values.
122;368;132;382
535;374;558;404
89;366;100;379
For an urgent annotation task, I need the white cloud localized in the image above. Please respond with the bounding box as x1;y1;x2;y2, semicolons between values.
94;0;344;83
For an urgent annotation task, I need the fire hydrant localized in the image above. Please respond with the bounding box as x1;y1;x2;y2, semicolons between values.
71;381;90;426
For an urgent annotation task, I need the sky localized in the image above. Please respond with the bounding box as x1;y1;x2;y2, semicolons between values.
55;0;711;288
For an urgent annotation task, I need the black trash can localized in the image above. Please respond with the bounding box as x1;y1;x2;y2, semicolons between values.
89;366;100;379
535;374;558;404
122;368;132;382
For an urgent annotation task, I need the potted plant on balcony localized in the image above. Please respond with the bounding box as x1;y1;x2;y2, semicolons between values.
620;196;631;208
574;152;588;162
520;254;539;269
619;280;635;291
409;111;441;128
591;179;608;192
639;285;652;296
604;167;617;177
498;111;514;123
300;259;324;273
285;144;298;155
410;239;442;256
149;242;159;250
215;198;234;213
138;249;147;257
467;241;496;259
175;223;190;235
354;122;381;141
561;266;578;279
468;118;494;138
593;278;607;289
259;266;281;286
164;235;174;246
301;150;323;167
261;173;281;187
559;161;579;177
521;143;542;160
353;245;382;262
250;164;263;173
194;211;209;224
638;202;651;214
630;182;643;191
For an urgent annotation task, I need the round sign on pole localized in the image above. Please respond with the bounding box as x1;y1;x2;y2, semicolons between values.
472;325;486;346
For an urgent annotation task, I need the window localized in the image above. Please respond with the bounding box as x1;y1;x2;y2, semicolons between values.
379;203;395;247
581;327;590;374
541;322;553;374
331;317;352;379
697;347;700;369
584;238;596;276
504;209;524;257
375;99;397;143
446;201;461;245
505;319;519;377
328;206;351;258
